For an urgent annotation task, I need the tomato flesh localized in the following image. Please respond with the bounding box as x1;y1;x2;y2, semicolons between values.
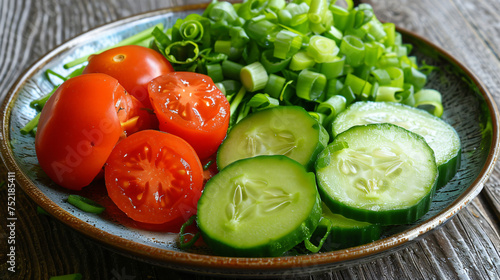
148;72;230;159
105;130;203;224
83;45;174;109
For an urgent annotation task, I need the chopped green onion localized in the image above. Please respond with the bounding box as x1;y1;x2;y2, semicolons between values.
240;61;268;92
340;35;365;67
308;0;327;24
320;56;345;79
206;63;224;83
414;89;444;117
375;86;403;103
289;50;315;71
264;74;287;99
316;95;347;126
344;73;372;99
296;69;327;101
304;217;333;253
385;66;404;88
67;195;105;214
325;78;344;98
330;5;350;31
306;35;339;63
20;112;40;135
274;30;303;59
222;60;244;81
179;215;201;249
164;40;200;64
220;80;242;97
261;49;291;73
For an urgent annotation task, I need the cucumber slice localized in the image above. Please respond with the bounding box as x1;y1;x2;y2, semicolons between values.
316;123;438;225
311;203;382;250
332;101;461;188
217;106;329;171
197;155;322;257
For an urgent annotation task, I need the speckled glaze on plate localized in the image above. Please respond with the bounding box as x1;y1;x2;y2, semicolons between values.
0;3;499;277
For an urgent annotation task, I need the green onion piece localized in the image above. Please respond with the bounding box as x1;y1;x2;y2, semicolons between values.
400;83;416;106
240;61;269;92
45;69;66;85
222;60;244;81
215;82;226;95
179;19;204;42
375;86;403;103
353;4;374;29
203;160;214;170
330;5;350;31
377;53;399;68
307;35;339;63
316;95;347;126
296;69;327;101
304;217;333;253
405;67;427;91
344;73;372;99
49;273;83;280
289;50;315;71
229;26;250;49
261;49;291;73
324;25;343;45
338;85;357;105
340;35;365;67
230;86;247;117
206;63;224;83
209;1;239;22
383;22;396;47
320;56;345;79
414;89;444;117
164;40;200;64
63;23;163;69
385;66;404;88
268;0;286;12
367;18;386;41
274;30;303;59
214;40;242;60
264;74;287;99
179;215;201;249
325;78;344;98
242;40;261;64
67;195;105;214
20;112;41;135
238;0;268;20
308;111;327;124
308;0;327;24
245;19;280;48
371;68;391;85
364;42;383;66
247;93;280;110
220;80;242;97
30;88;56;111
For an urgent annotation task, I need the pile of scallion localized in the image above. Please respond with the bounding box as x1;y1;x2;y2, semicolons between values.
151;0;443;130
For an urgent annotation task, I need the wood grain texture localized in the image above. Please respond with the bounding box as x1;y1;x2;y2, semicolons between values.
1;0;500;279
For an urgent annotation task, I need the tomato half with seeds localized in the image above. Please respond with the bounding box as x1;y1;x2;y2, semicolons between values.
35;73;151;190
105;130;204;224
83;45;174;109
148;72;230;160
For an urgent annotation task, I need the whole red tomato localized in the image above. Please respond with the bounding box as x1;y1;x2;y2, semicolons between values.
35;73;153;190
83;45;174;109
148;72;230;160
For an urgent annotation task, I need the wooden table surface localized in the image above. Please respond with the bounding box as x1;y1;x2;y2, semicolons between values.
1;0;500;279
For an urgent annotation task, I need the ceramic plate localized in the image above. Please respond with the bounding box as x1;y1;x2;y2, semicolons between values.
1;3;499;277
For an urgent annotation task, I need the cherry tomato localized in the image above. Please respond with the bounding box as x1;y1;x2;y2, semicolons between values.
148;72;230;160
83;45;174;109
35;73;152;190
105;130;204;224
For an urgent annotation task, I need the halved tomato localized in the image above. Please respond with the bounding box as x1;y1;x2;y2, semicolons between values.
104;130;204;224
148;72;230;160
35;73;152;190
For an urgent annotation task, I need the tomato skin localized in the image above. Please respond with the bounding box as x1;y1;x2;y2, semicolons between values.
148;72;230;160
105;130;204;224
35;74;126;190
83;45;174;109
